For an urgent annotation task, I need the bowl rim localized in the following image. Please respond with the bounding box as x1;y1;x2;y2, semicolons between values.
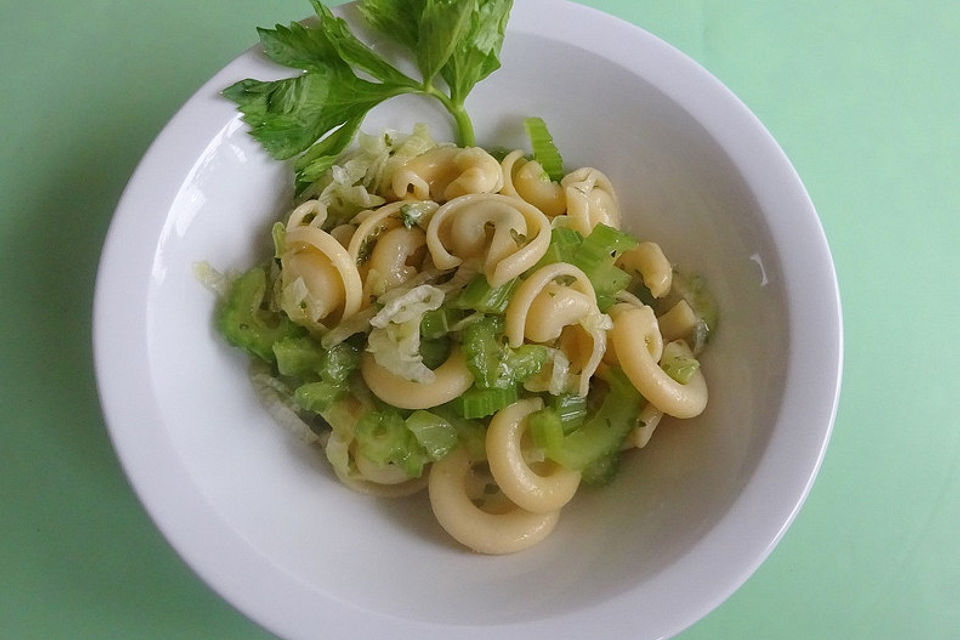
93;1;842;638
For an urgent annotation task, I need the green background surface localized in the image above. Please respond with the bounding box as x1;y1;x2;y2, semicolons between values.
2;0;957;638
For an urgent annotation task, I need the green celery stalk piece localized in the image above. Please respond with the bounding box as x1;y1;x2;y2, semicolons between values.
216;266;301;363
551;393;588;432
273;335;326;378
405;410;458;460
453;385;519;419
452;274;518;314
433;404;487;461
528;407;564;451
523;116;565;181
354;410;427;477
544;368;643;470
661;341;701;384
580;451;621;487
294;379;345;413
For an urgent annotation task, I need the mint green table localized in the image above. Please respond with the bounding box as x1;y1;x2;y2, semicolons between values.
2;1;957;637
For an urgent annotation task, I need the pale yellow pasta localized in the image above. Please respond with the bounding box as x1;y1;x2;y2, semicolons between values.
505;262;607;397
504;262;595;348
425;193;551;287
618;241;672;298
561;167;621;235
365;225;427;294
392;146;503;201
428;448;560;554
658;299;699;342
621;403;665;450
486;398;581;513
609;304;708;418
329;223;355;248
280;225;363;331
285;198;329;230
523;283;595;343
499;150;566;216
347;200;438;265
359;347;474;410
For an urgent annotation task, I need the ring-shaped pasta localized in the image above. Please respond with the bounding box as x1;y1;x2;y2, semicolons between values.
504;262;596;348
285;198;328;230
360;347;474;410
392;146;503;202
363;225;426;298
609;304;707;418
426;193;551;287
621;403;665;450
524;283;596;343
658;299;699;343
328;223;356;248
561;167;621;235
347;200;438;266
281;225;364;330
500;150;566;216
428;447;560;554
486;398;581;513
618;241;673;298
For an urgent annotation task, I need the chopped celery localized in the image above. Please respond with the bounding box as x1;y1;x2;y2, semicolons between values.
461;316;547;389
528;407;563;451
273;335;325;378
353;410;426;478
551;393;588;432
531;225;637;312
461;316;508;388
216;266;301;363
434;404;487;461
419;336;452;369
452;274;519;314
321;341;362;383
453;385;519;419
523;117;565;182
579;223;638;260
586;262;633;311
671;271;719;334
294;379;344;413
661;341;701;384
573;224;638;311
541;367;643;470
274;336;360;385
419;306;465;340
271;221;286;259
405;410;459;460
534;227;583;270
580;452;620;487
505;344;550;383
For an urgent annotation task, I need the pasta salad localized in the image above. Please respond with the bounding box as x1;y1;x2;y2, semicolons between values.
209;0;717;554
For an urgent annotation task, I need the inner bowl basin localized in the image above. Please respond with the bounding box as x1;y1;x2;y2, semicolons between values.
94;1;842;639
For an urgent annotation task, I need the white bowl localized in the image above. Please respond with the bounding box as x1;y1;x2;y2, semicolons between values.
93;1;842;638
